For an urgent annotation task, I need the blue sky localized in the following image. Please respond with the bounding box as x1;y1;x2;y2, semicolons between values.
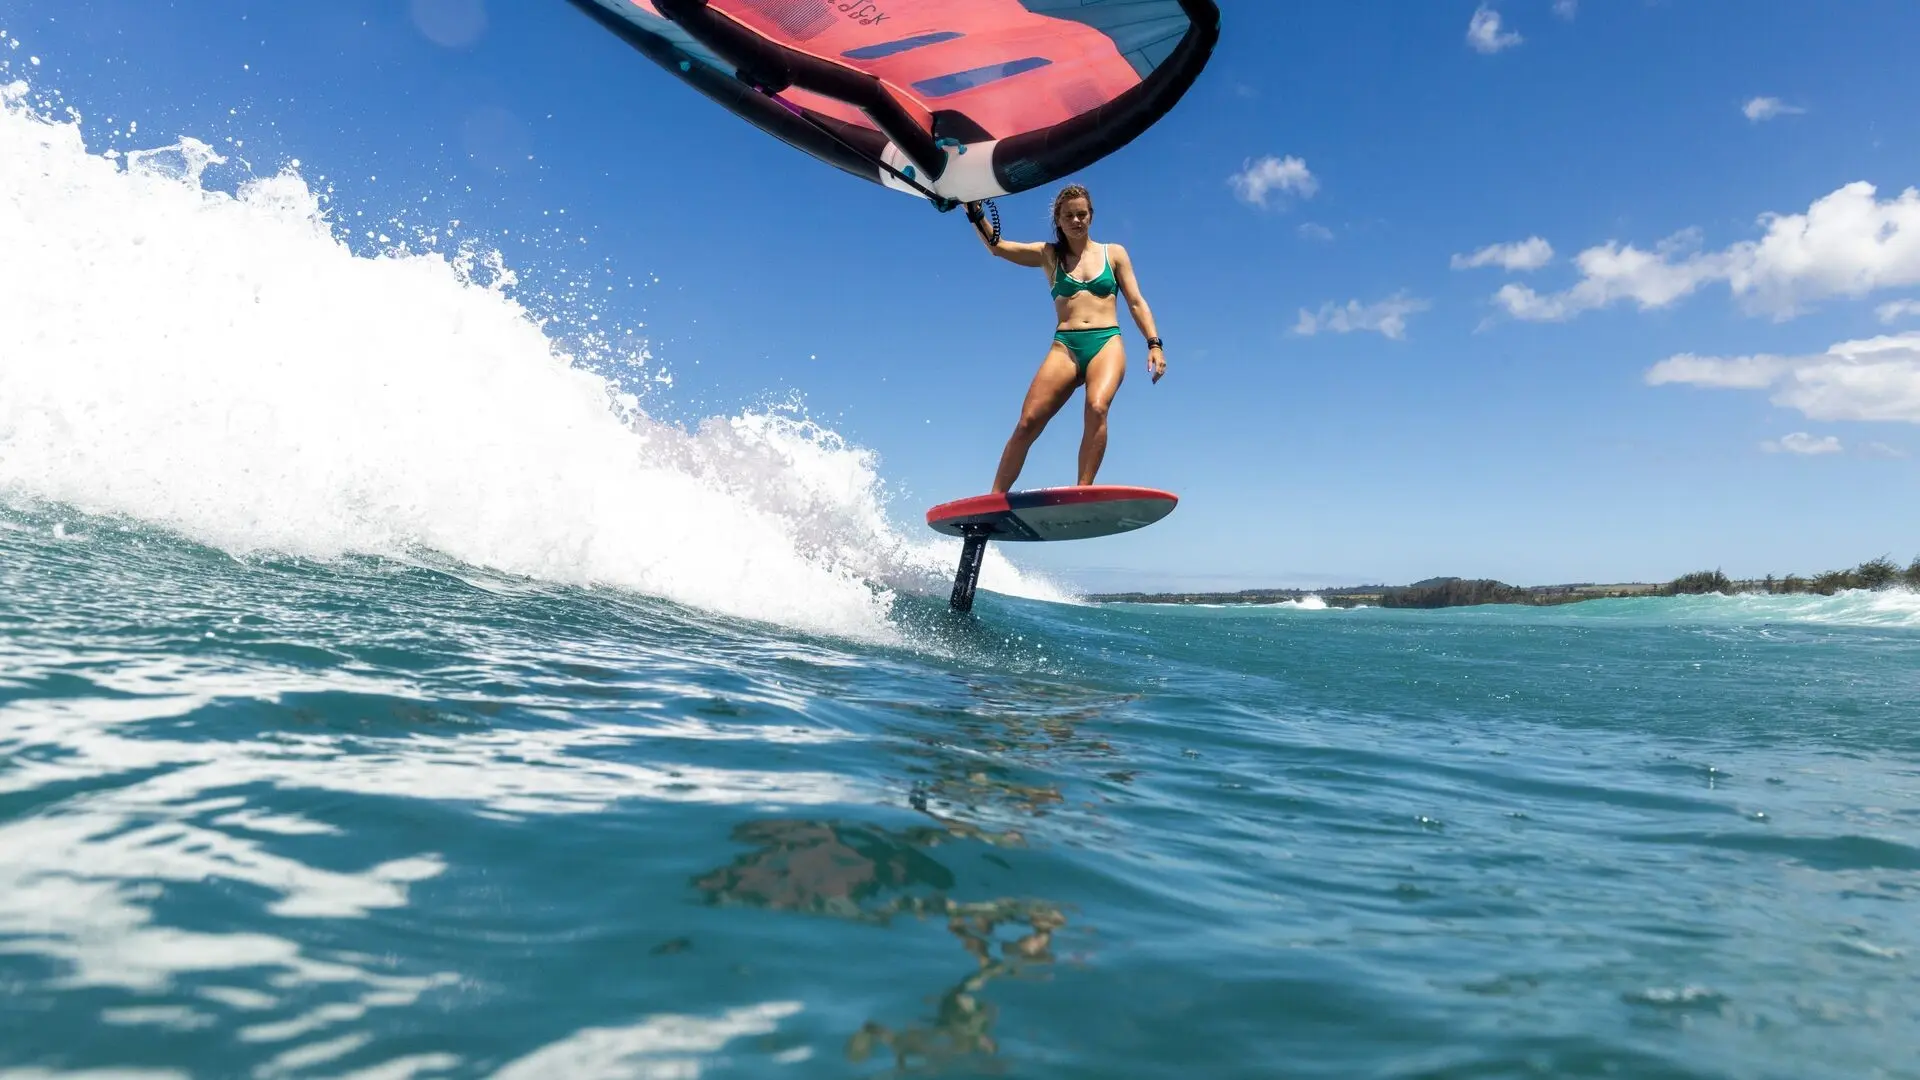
6;0;1920;592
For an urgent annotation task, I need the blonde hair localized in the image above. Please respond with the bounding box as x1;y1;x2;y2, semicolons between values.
1050;183;1093;267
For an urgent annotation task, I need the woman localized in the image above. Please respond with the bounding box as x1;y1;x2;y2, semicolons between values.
967;184;1166;494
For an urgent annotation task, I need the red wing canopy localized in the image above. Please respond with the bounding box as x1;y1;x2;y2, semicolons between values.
566;0;1220;203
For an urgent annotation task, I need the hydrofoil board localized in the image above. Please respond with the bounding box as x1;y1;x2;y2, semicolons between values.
926;485;1177;543
926;485;1177;612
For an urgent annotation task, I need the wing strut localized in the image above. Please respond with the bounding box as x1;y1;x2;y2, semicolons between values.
652;0;962;206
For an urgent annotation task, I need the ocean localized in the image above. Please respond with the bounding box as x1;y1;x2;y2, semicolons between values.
5;59;1920;1080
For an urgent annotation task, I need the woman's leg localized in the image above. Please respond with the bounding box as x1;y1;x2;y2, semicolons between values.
991;344;1083;493
1076;336;1127;485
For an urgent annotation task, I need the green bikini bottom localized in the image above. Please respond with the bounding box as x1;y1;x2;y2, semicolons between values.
1053;326;1122;374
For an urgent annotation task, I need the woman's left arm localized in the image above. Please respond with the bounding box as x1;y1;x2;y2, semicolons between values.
1110;244;1165;383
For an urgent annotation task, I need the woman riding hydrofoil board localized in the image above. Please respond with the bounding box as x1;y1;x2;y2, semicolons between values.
967;185;1167;494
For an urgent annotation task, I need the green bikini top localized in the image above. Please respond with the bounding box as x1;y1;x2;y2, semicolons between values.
1050;244;1116;300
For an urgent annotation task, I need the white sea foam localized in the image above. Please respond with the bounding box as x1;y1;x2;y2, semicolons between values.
1666;587;1920;629
0;65;1065;640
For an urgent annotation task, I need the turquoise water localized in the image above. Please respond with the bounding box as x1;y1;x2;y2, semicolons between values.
5;507;1918;1079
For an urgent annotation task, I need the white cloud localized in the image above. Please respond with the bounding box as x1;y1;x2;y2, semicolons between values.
1495;181;1920;322
1761;432;1842;455
1467;6;1523;54
1229;155;1316;208
1743;96;1807;122
1878;298;1920;323
1860;441;1909;459
1494;230;1723;320
1646;331;1920;424
1294;294;1430;341
1451;236;1554;272
1553;0;1578;19
1643;352;1790;390
1297;222;1334;242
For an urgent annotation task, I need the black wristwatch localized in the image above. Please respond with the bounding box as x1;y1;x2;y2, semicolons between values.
1146;337;1164;350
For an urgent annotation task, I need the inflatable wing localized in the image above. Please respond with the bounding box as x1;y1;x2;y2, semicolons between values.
566;0;1220;205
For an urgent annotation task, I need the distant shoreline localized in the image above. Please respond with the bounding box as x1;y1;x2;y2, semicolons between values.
1084;580;1661;609
1086;557;1920;609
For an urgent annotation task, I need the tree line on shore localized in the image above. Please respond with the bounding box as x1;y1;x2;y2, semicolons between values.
1375;554;1920;608
1090;554;1919;609
1376;579;1616;608
1666;555;1920;596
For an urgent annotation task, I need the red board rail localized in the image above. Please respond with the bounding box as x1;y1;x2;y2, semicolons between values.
926;485;1177;542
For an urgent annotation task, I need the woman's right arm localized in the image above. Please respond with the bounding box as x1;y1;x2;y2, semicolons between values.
988;239;1050;268
967;203;1049;268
